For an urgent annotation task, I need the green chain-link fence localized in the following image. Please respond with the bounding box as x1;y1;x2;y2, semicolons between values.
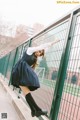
0;6;80;120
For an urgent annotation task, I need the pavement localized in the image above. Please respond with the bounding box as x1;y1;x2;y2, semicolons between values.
0;74;49;120
0;83;20;120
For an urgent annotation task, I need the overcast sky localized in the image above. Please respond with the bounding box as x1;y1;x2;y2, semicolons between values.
0;0;80;27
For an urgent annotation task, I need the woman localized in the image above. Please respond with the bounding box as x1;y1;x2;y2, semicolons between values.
11;40;59;117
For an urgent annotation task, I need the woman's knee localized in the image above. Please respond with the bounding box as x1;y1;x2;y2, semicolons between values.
19;86;30;95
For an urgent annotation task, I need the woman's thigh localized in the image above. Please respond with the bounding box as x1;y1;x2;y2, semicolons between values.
19;86;30;95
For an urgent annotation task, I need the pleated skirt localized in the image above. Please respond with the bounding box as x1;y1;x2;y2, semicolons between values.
11;60;40;91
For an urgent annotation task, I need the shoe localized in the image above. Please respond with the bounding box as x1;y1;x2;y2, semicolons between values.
31;111;35;117
36;110;48;117
31;110;48;117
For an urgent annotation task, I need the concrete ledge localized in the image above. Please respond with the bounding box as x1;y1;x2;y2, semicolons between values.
0;74;49;120
0;76;38;120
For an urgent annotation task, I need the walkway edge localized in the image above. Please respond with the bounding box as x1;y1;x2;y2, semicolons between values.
0;75;38;120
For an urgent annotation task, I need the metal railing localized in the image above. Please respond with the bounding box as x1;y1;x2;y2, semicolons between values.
0;6;80;120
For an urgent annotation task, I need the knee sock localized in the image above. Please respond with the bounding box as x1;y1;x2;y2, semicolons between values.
25;93;41;112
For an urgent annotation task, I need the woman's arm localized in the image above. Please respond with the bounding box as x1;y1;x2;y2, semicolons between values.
27;39;60;55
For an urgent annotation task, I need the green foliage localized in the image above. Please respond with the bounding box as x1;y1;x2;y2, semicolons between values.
51;71;58;80
39;57;49;75
71;74;78;84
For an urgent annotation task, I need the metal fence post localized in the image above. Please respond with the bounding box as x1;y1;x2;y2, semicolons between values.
8;48;18;86
50;13;74;120
4;54;11;77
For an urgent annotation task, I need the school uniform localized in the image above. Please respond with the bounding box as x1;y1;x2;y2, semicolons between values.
11;41;55;91
11;40;60;117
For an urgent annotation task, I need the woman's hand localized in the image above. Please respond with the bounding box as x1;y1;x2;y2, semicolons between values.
31;63;38;69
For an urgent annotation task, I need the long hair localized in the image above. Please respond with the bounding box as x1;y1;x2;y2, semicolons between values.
40;49;45;57
32;50;45;69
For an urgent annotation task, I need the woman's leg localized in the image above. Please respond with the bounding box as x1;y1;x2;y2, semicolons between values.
19;86;30;95
19;86;47;117
19;86;36;116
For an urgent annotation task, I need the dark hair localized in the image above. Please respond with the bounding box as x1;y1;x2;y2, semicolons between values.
32;50;45;69
39;49;45;57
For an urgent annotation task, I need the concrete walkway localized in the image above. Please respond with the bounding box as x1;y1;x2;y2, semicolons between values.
0;83;20;120
0;74;48;120
0;76;39;120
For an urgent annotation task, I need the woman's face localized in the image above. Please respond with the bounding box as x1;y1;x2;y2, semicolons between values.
35;50;44;57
